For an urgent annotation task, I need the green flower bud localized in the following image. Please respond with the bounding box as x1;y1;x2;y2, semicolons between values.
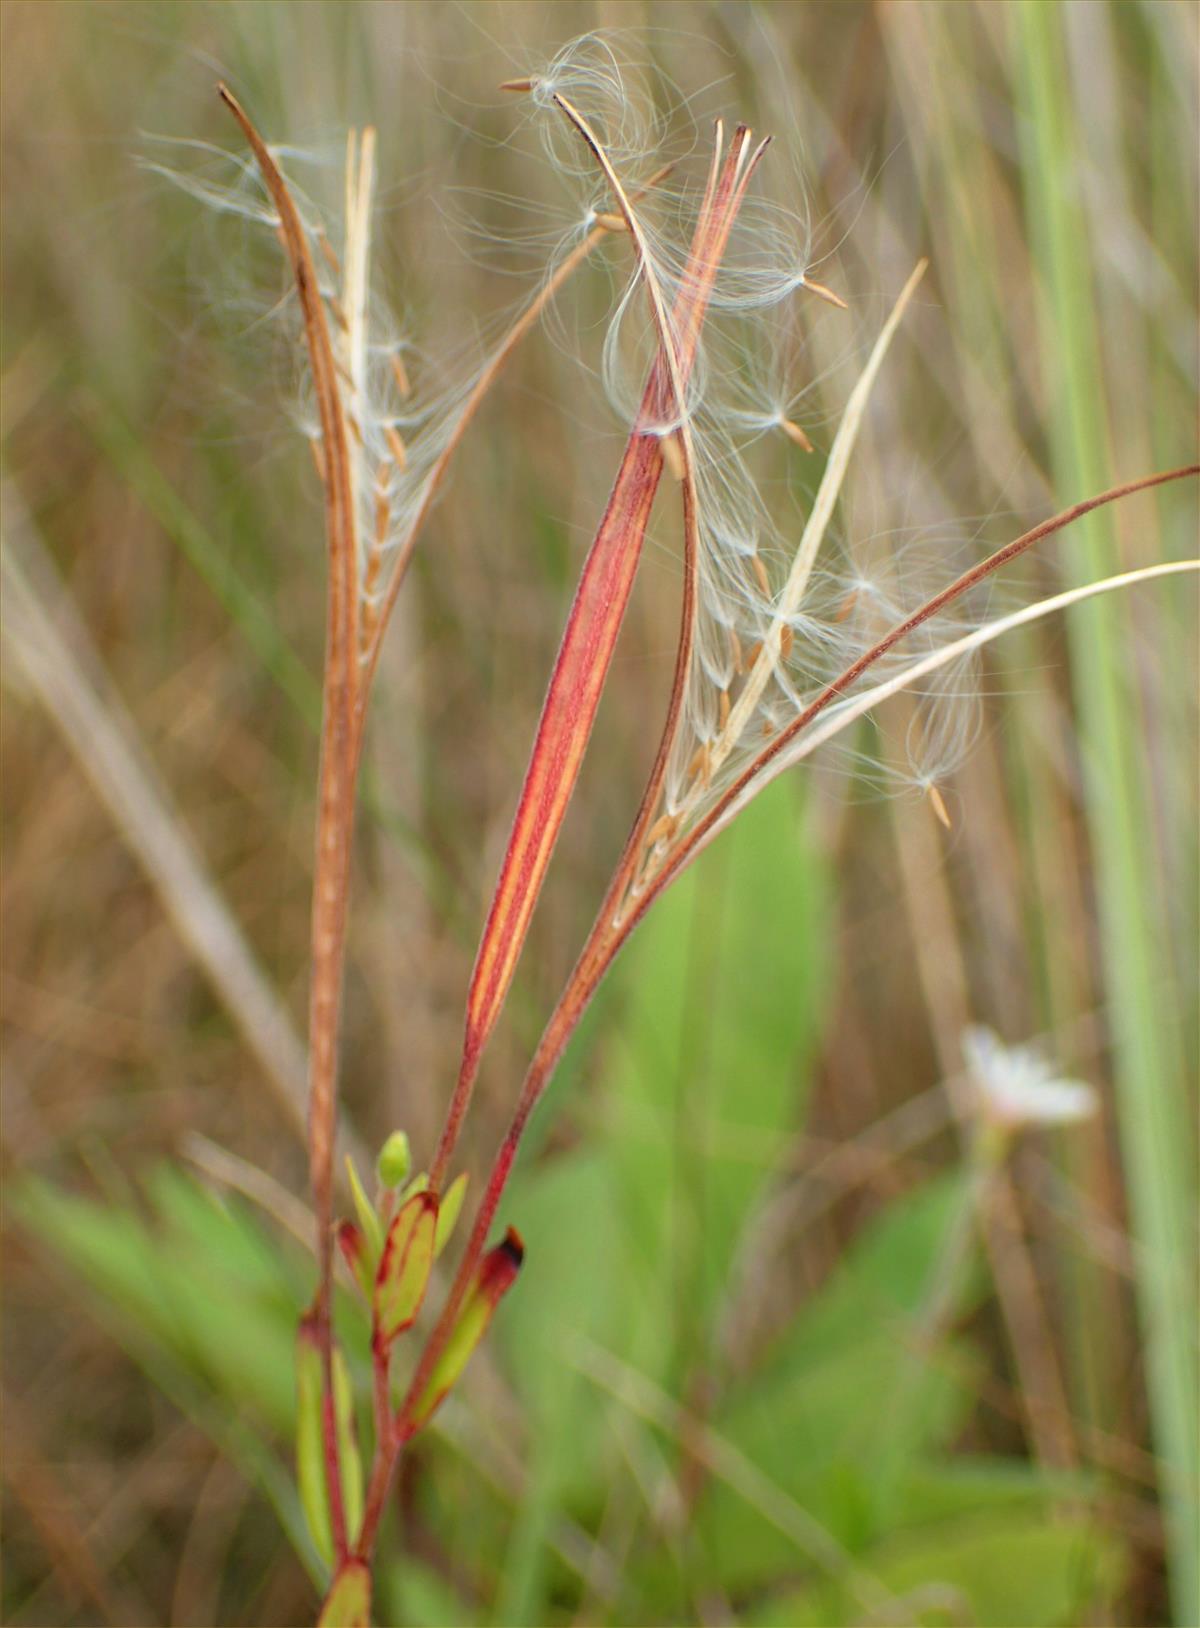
375;1130;411;1190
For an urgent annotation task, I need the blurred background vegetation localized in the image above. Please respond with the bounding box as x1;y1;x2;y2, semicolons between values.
2;2;1196;1624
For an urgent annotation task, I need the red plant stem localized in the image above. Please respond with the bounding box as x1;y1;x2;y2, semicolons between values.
218;85;363;1562
218;93;685;1606
371;1336;390;1454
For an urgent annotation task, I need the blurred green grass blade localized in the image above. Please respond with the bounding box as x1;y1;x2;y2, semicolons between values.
608;776;832;1366
10;1171;328;1585
748;1509;1127;1628
1015;7;1199;1621
80;390;323;725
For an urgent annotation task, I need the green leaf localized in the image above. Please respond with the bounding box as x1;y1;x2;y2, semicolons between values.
434;1171;469;1258
747;1511;1128;1627
607;777;832;1367
345;1155;383;1260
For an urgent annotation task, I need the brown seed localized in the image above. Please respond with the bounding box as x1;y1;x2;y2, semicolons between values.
835;588;859;624
329;295;349;332
390;351;412;398
687;743;712;786
646;812;680;848
718;689;731;730
346;413;364;447
727;626;744;675
374;483;391;544
308;436;326;484
801;275;848;310
660;433;685;482
779;624;794;661
928;784;953;830
744;641;763;669
751;554;770;596
593;212;628;233
779;417;814;453
385;425;408;471
500;77;536;93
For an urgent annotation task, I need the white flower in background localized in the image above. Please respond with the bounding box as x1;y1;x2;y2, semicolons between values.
962;1025;1098;1129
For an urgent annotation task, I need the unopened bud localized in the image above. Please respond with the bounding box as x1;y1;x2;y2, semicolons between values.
376;1130;411;1190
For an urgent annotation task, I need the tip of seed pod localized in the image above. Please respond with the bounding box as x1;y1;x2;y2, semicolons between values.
500;1227;525;1267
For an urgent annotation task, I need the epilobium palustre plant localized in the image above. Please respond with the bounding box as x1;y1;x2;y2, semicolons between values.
174;37;1196;1625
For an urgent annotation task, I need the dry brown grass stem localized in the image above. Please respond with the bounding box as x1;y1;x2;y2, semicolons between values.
1;484;327;1156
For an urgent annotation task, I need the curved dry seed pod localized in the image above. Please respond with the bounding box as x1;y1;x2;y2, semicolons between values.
373;1191;437;1344
407;1229;524;1433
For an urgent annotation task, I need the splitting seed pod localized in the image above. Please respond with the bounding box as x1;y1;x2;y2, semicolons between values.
373;1190;438;1346
408;1229;524;1433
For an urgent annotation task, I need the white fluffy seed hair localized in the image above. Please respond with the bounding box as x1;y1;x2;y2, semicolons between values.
158;33;985;799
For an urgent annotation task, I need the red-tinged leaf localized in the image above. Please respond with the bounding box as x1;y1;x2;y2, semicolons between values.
373;1190;437;1345
449;127;768;1144
408;1230;524;1433
336;1220;373;1299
